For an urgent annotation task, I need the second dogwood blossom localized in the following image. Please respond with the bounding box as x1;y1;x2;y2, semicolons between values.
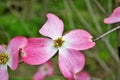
0;36;27;80
33;61;54;80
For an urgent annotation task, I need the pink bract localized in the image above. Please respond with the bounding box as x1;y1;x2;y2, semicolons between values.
33;61;54;80
22;38;57;65
59;48;85;78
39;13;64;39
22;13;95;79
0;36;28;80
104;7;120;24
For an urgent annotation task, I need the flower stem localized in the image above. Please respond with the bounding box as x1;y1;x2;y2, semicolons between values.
93;26;120;42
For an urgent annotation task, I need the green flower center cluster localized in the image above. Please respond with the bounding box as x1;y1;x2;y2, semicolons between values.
43;66;48;72
53;37;64;48
0;53;9;64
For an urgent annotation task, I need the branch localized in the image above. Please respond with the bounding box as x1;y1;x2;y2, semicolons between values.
94;26;120;42
93;26;120;63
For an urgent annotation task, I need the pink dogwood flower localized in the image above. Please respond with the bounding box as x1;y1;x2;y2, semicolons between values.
0;36;27;80
104;7;120;24
68;71;90;80
22;13;95;79
33;61;54;80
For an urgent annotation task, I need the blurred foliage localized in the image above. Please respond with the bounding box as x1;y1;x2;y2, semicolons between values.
0;0;119;80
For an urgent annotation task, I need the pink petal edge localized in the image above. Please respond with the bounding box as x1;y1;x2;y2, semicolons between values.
104;7;120;24
7;36;28;70
39;13;64;39
63;29;95;50
58;48;85;79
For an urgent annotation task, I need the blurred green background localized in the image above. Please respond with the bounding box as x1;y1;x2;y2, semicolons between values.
0;0;120;80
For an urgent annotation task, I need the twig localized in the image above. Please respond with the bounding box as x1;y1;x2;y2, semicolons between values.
94;26;120;42
85;0;118;63
93;26;120;63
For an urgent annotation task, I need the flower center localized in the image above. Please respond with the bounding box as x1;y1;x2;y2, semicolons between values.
43;66;48;72
53;37;64;48
0;53;9;64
